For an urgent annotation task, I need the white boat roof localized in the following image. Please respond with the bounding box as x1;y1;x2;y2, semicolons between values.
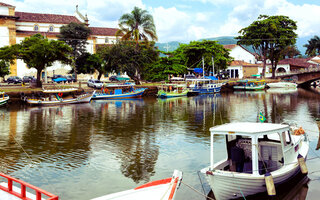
210;122;289;137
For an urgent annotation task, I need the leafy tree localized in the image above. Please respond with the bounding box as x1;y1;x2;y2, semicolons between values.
304;36;320;57
116;7;157;49
281;45;301;59
173;40;232;75
0;46;18;79
58;22;91;80
108;41;159;84
237;15;297;78
17;34;72;87
144;56;187;82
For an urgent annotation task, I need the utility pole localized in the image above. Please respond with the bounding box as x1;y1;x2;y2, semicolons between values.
164;43;170;57
212;56;215;76
202;56;205;78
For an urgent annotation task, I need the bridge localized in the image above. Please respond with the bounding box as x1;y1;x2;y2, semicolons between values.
266;67;320;87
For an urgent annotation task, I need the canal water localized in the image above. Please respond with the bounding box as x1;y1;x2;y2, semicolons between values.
1;88;320;200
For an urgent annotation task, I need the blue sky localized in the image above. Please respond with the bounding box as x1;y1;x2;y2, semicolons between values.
4;0;320;43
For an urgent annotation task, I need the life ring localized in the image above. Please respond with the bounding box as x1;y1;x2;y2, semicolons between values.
58;93;63;97
105;88;108;93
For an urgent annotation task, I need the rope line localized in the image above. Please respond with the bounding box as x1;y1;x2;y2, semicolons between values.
181;180;215;200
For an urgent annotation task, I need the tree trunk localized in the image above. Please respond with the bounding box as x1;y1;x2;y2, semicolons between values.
36;69;42;88
97;72;102;80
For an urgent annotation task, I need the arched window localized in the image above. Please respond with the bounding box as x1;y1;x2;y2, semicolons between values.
34;24;39;31
49;25;54;32
105;37;109;43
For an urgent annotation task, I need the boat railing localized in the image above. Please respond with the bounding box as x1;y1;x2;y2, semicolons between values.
0;172;58;200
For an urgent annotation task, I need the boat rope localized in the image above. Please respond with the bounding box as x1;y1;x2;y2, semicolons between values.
10;135;58;195
180;180;215;200
231;169;247;200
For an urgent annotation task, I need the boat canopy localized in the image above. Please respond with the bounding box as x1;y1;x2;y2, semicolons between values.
210;122;289;137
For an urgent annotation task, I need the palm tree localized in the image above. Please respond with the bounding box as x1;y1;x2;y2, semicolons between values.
116;7;158;49
304;36;320;57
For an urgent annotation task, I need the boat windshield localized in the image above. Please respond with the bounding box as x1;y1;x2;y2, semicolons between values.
94;80;102;83
212;134;228;164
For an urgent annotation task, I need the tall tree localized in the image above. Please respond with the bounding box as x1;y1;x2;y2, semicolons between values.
281;45;301;59
304;36;320;57
17;34;72;87
173;40;233;75
144;56;186;82
116;7;157;49
0;46;18;80
58;22;91;81
237;15;297;78
108;41;159;84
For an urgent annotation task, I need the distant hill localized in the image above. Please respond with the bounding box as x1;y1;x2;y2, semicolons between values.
156;36;311;56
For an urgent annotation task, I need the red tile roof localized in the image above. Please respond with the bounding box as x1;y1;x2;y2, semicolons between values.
277;58;316;68
89;27;118;36
15;12;81;24
230;60;261;67
0;2;14;7
223;44;237;50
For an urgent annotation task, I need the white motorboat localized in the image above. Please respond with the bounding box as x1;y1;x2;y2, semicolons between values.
201;122;309;200
0;172;58;200
267;82;297;88
91;170;183;200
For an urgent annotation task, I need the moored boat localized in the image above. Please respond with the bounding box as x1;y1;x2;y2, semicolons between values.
187;78;222;94
92;85;146;99
201;122;309;200
233;80;266;90
267;82;297;88
91;170;183;200
25;87;95;105
0;92;9;106
0;172;58;199
157;84;189;98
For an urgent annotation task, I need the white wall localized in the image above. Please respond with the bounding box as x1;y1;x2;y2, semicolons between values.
0;7;9;15
16;22;63;32
0;27;9;47
229;46;256;64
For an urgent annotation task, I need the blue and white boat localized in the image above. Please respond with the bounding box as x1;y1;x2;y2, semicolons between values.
187;78;222;94
92;85;146;99
0;92;9;106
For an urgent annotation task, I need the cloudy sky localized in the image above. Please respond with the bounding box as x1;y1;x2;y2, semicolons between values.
3;0;320;43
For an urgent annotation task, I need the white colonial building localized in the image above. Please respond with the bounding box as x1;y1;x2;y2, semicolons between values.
0;2;119;79
224;44;262;78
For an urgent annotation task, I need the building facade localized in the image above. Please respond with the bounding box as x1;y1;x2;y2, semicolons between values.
0;2;118;79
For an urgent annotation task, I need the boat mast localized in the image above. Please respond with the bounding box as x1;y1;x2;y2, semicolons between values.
202;56;205;78
212;56;215;76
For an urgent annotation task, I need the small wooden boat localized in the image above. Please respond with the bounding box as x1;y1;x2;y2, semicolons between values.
267;82;297;88
233;80;266;90
187;78;222;94
0;92;9;106
91;170;183;200
0;172;58;199
25;87;95;105
157;84;189;98
92;85;146;99
201;122;309;200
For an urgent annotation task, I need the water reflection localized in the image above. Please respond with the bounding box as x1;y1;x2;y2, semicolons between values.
0;89;320;199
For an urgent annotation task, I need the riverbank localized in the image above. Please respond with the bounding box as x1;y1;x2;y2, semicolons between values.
0;78;279;103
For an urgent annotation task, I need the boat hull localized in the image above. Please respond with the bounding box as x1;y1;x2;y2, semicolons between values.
205;164;301;200
0;96;9;106
26;92;94;105
190;87;221;94
158;90;189;98
233;85;265;90
92;89;146;99
267;82;297;88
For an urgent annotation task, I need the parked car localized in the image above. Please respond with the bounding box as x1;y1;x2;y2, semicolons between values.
22;76;36;83
87;79;103;88
52;75;67;83
109;76;119;82
7;76;22;84
66;75;76;83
